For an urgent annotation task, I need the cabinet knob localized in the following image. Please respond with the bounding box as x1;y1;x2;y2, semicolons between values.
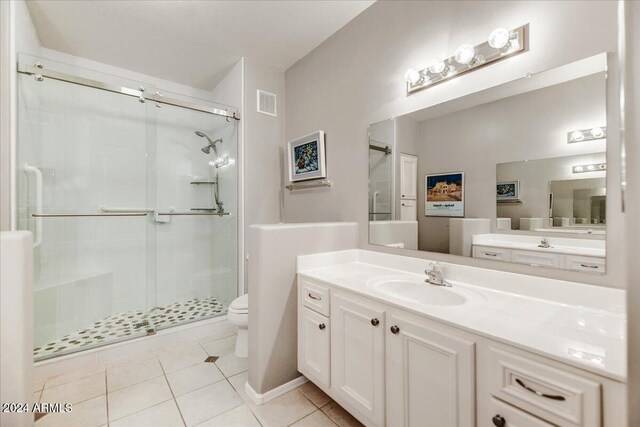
371;318;380;326
492;414;506;427
390;325;400;334
318;323;326;330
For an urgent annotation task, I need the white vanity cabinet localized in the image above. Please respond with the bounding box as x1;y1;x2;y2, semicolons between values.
386;309;476;427
331;292;386;426
296;275;624;427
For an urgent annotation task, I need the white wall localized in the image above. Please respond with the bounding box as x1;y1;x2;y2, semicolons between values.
285;0;622;287
416;73;606;252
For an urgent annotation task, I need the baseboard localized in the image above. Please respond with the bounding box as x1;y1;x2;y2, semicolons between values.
245;375;308;405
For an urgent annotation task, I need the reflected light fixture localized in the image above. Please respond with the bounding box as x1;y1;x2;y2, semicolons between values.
405;24;528;95
573;163;606;174
567;126;607;143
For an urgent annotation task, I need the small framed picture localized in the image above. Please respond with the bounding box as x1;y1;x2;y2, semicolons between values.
287;131;327;182
497;180;521;202
425;172;464;217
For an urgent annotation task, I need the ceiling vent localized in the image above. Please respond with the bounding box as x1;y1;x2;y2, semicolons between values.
257;90;277;117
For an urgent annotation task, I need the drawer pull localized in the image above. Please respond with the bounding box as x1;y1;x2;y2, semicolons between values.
371;318;380;326
318;323;326;330
515;378;566;401
580;263;599;269
485;252;498;257
492;415;506;427
308;293;322;301
390;325;400;334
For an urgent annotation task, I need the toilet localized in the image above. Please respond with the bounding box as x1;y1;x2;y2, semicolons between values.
228;293;248;358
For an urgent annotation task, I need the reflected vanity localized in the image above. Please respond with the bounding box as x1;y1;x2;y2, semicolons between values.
369;53;608;273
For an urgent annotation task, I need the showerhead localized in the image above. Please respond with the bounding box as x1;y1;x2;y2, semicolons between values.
195;131;222;155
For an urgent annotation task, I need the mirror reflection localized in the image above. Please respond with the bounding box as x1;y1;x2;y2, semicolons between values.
369;53;607;273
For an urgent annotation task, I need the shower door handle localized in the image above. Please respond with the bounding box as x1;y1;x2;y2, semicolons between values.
99;206;153;214
23;164;43;248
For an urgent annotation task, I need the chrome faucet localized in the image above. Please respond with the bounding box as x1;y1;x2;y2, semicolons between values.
538;238;551;248
424;262;452;287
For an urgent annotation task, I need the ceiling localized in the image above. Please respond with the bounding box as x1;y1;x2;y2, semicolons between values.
26;0;374;90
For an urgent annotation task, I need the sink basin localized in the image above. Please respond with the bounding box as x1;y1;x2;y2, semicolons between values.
367;277;467;306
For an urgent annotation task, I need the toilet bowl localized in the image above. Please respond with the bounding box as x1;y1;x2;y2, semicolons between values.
228;293;248;358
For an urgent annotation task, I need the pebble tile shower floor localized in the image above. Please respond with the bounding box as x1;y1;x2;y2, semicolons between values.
34;296;227;360
33;329;365;426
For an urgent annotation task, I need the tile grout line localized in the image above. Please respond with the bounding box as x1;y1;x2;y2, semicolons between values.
159;356;188;427
104;370;110;426
222;373;265;427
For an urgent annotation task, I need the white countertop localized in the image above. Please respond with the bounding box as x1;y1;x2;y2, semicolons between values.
298;250;625;382
472;233;606;258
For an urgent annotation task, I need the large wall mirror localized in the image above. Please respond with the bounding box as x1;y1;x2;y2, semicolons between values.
368;53;607;273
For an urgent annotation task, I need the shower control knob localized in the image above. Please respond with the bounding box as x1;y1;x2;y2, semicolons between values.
492;415;506;427
390;325;400;334
371;318;380;326
319;323;326;330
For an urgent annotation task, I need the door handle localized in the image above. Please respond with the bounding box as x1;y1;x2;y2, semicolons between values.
390;325;400;334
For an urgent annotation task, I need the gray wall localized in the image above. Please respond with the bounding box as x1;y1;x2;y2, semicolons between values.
416;73;606;252
284;0;623;288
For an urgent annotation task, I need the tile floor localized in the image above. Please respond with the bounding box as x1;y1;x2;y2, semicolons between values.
33;330;363;427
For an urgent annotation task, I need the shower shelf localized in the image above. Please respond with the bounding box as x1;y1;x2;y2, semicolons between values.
190;180;217;185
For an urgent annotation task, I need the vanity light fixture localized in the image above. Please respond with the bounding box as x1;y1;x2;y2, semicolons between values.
567;126;607;143
572;163;606;174
405;24;528;95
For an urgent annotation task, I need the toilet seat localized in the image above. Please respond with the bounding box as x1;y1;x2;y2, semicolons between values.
229;294;248;313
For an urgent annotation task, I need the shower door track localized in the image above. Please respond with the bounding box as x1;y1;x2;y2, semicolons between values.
17;62;240;120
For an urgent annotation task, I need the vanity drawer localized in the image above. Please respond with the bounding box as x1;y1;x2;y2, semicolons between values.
565;255;606;274
301;278;330;316
487;346;601;427
473;246;512;261
511;250;563;268
483;397;553;427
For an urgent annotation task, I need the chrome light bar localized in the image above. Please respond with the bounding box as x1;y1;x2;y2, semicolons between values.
406;24;529;95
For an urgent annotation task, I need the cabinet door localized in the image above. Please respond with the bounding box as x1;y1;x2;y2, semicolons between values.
386;313;475;427
298;307;330;387
400;154;418;200
331;293;385;425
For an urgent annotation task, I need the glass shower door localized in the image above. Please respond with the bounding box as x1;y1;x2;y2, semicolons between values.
150;91;238;331
17;56;154;360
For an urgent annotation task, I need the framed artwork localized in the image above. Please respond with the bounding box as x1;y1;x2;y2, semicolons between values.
497;180;521;202
287;131;327;182
425;172;464;217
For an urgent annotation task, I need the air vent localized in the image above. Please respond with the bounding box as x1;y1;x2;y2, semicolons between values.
257;89;277;116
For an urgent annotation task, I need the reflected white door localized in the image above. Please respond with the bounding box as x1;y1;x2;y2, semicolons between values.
400;154;418;200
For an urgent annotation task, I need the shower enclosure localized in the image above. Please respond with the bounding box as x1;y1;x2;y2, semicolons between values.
16;54;239;361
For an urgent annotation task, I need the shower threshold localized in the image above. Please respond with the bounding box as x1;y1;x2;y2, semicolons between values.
34;296;227;361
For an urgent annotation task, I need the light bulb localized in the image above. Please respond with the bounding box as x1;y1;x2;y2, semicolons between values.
591;127;604;138
405;68;420;84
428;58;446;74
454;44;475;65
587;164;596;171
509;38;520;51
571;130;584;141
488;28;510;49
574;166;584;173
